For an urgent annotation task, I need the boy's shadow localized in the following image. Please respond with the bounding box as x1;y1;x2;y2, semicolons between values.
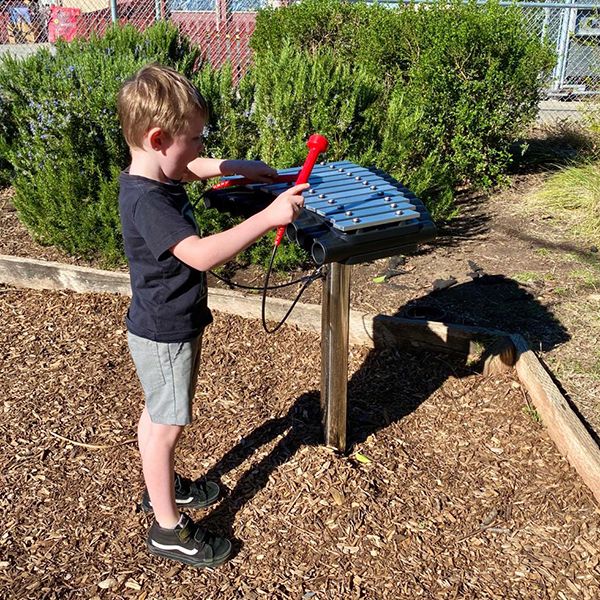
198;274;569;555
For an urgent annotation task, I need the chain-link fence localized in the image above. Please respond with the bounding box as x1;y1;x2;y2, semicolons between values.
0;0;598;122
513;1;600;123
0;0;269;68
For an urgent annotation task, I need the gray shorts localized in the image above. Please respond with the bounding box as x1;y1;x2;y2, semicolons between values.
127;332;202;426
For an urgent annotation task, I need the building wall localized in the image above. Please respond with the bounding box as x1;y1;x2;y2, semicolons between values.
59;0;108;15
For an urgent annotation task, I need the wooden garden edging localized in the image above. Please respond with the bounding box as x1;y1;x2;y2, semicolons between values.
2;253;600;503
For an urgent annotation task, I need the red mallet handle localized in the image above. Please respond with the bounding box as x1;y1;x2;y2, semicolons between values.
274;134;329;246
211;172;299;191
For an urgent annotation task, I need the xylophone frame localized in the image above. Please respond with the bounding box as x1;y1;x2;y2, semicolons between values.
205;161;436;452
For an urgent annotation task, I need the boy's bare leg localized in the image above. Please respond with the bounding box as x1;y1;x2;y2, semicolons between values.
138;408;182;528
137;407;153;455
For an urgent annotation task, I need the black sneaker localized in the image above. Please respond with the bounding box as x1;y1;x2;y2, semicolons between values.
141;473;220;512
147;514;232;568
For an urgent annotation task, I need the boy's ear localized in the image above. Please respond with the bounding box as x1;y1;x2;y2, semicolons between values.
148;127;166;151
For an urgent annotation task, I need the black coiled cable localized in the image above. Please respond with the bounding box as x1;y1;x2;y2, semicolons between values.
259;245;324;334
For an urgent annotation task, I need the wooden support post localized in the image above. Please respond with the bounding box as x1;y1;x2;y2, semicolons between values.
320;263;352;452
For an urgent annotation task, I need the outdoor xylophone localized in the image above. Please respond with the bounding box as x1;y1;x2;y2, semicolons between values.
204;161;436;265
204;143;437;452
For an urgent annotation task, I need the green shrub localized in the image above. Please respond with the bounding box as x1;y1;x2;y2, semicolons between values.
251;0;555;217
0;92;15;186
0;23;304;269
403;1;554;188
185;61;308;270
0;1;556;266
0;22;204;266
193;63;255;161
248;43;383;167
251;0;407;84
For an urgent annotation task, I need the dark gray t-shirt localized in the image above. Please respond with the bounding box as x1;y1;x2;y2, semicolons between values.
118;172;212;342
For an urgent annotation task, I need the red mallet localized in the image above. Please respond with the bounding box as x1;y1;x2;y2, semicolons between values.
274;134;329;246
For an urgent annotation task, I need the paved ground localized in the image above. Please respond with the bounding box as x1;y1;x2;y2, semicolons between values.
538;99;591;124
0;42;52;58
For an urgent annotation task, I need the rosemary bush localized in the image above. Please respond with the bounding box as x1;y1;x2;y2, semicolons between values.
0;23;204;265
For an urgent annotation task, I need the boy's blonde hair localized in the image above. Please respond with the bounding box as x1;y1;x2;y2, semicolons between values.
117;63;208;149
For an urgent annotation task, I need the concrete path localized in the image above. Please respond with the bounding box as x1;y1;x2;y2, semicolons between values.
0;43;53;58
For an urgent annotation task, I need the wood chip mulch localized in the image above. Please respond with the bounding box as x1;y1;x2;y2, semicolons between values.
1;286;599;599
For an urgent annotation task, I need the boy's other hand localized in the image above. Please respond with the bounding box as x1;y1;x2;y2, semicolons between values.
228;159;277;182
264;183;309;228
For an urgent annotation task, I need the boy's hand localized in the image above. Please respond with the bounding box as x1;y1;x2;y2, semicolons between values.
228;159;277;183
263;183;309;228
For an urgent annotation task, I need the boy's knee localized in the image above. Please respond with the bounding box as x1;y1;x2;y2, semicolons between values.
149;423;183;446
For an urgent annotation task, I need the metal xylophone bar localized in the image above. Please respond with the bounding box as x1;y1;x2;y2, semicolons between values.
255;161;420;232
204;161;436;451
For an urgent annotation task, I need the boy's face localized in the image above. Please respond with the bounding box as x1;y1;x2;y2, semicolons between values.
159;111;205;180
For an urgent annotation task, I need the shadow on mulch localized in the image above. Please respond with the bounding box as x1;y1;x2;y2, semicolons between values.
198;354;467;559
198;274;570;558
433;193;491;247
398;276;600;446
399;275;570;351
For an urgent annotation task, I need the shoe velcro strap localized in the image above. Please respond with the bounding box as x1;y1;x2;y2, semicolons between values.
193;528;214;560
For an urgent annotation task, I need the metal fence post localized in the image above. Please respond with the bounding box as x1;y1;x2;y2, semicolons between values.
110;0;118;23
553;5;573;92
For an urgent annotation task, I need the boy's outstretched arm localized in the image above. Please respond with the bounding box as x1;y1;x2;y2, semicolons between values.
170;183;309;272
182;158;277;182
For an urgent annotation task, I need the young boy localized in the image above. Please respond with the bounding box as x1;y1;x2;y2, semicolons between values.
117;63;308;568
